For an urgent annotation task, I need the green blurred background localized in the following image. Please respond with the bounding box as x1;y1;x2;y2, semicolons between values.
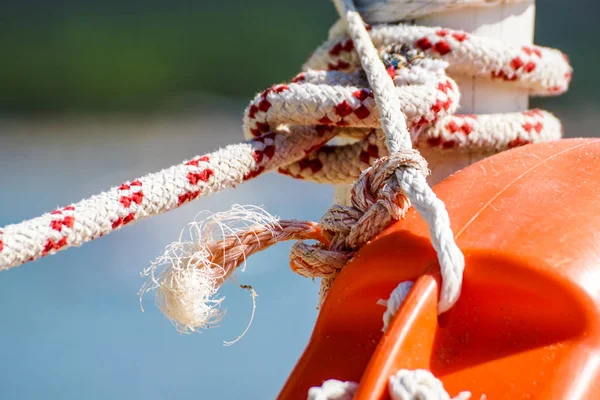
2;0;335;114
2;0;598;115
0;1;599;399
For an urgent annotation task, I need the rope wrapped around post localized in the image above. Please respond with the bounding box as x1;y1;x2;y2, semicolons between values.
295;0;465;312
0;0;572;334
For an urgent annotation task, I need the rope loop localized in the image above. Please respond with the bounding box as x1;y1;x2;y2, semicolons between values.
289;151;426;285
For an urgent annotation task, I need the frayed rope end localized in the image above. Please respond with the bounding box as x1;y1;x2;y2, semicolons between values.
138;204;323;337
138;205;279;335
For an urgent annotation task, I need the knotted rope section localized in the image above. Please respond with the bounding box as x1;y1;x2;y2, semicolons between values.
0;0;571;334
143;0;468;331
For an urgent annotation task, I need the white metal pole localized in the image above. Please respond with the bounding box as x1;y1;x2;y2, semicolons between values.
418;2;536;185
334;1;536;205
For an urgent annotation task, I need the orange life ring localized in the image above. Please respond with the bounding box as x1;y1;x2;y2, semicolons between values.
279;138;600;399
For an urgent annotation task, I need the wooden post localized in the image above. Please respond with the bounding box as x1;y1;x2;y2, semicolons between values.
334;1;536;204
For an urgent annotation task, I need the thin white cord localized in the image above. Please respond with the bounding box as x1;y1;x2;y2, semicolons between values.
330;0;465;313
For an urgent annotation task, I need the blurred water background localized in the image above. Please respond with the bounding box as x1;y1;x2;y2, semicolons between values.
0;1;598;399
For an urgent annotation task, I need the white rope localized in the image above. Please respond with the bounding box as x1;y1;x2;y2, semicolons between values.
389;369;471;400
378;281;414;331
244;15;569;186
332;0;413;154
307;25;569;96
380;278;473;399
324;0;464;312
0;127;335;270
308;380;359;400
396;167;463;314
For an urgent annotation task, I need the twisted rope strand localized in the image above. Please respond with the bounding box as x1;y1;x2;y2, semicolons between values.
389;369;472;400
332;0;414;154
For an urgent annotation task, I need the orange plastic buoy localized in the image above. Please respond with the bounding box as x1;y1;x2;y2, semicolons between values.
279;138;600;400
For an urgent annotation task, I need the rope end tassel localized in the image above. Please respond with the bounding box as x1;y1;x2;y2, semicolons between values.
139;205;326;334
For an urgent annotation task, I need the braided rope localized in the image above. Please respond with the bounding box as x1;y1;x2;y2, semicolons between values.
0;0;570;272
332;0;414;154
0;0;570;332
308;380;359;400
0;126;336;269
274;23;568;184
382;278;474;399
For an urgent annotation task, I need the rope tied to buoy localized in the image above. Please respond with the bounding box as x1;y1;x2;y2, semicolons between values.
0;0;571;342
141;0;476;333
308;282;474;399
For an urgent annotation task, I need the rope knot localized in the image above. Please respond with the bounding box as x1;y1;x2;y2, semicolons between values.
288;150;428;293
345;149;428;248
289;242;352;278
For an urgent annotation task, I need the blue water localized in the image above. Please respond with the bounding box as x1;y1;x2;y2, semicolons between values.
0;114;333;399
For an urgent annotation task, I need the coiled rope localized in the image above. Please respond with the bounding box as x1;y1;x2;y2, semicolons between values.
0;0;570;336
